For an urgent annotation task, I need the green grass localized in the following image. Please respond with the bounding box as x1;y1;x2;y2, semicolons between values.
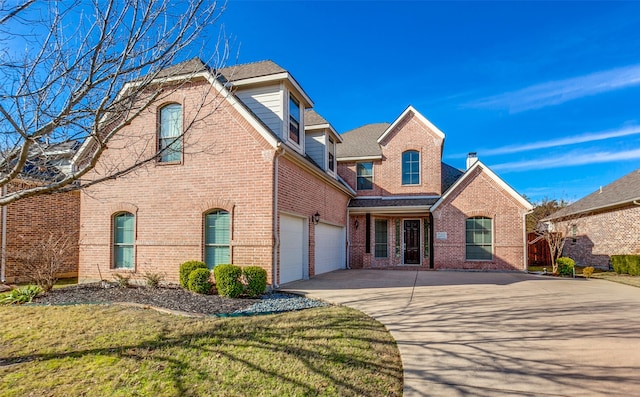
0;305;402;396
591;272;640;288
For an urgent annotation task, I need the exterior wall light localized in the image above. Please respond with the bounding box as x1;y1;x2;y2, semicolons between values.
313;212;320;225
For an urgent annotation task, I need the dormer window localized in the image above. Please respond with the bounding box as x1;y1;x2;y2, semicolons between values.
289;96;300;144
328;137;335;172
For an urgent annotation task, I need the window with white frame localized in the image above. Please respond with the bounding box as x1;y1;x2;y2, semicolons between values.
357;162;373;190
113;212;135;269
158;103;182;162
328;136;335;172
375;219;388;258
204;209;230;269
289;96;300;144
465;216;492;260
402;150;420;185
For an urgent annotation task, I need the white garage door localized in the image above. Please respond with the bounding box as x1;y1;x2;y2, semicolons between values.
315;223;345;275
279;214;305;284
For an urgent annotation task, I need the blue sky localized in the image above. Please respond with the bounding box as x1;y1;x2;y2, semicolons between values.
216;1;640;203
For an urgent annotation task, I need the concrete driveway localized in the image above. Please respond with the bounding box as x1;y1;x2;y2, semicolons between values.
281;270;640;396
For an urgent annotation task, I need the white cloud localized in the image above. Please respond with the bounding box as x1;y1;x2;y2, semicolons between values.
491;147;640;172
467;64;640;113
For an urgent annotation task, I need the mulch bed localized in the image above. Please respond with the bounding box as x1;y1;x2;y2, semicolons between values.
31;283;257;316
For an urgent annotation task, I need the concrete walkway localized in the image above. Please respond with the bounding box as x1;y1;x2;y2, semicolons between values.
281;270;640;396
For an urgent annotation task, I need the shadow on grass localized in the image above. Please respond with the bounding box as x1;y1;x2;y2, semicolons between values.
0;307;402;396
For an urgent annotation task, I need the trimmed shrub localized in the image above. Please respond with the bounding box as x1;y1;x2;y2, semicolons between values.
179;261;208;288
582;266;594;278
611;255;640;276
243;266;267;297
556;257;575;277
188;268;212;294
214;264;243;298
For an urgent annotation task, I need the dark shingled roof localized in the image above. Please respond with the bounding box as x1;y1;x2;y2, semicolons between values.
336;123;389;159
441;162;464;192
218;60;286;82
305;109;329;127
155;58;209;78
349;197;439;208
550;167;640;218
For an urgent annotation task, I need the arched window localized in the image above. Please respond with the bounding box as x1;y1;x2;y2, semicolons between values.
402;150;420;185
466;216;492;260
113;212;135;269
204;209;230;269
159;103;182;162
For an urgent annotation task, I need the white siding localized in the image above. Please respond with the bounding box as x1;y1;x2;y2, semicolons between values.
305;131;326;170
236;86;283;138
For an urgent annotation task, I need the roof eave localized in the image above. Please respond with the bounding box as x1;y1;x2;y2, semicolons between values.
337;155;383;162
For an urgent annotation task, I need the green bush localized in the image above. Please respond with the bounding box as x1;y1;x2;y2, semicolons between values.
0;285;42;305
243;266;267;297
179;261;208;288
556;257;575;276
214;264;243;298
611;255;640;276
582;266;594;279
112;273;131;288
187;268;212;294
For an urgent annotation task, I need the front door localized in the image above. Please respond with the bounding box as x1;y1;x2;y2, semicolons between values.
404;220;420;265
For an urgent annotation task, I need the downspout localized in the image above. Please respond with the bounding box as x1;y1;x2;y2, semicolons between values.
1;185;6;283
272;144;285;289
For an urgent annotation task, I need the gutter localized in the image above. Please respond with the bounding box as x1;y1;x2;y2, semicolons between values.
1;185;6;283
272;144;285;289
346;205;351;270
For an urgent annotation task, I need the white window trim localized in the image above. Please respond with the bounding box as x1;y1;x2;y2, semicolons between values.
356;161;374;191
287;91;304;153
465;217;494;261
401;150;421;186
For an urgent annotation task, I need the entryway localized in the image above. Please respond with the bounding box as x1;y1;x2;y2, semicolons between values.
403;220;420;264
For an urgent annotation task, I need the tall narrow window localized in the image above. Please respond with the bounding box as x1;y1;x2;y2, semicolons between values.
113;212;134;269
402;150;420;185
328;137;335;172
159;104;182;162
204;210;230;269
289;96;300;144
357;162;373;190
466;217;492;260
375;219;388;258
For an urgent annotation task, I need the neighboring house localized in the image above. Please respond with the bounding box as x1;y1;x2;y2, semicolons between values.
338;108;533;271
77;58;532;287
547;168;640;269
0;142;81;283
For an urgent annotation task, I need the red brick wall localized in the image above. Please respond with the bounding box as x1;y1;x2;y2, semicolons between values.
79;80;276;284
561;204;640;269
2;181;80;283
338;112;443;196
432;167;528;271
277;155;350;281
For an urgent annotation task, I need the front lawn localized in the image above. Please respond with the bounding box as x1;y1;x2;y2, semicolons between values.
590;272;640;288
0;305;402;396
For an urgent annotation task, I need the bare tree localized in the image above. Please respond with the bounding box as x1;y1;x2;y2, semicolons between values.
0;0;228;205
532;207;585;274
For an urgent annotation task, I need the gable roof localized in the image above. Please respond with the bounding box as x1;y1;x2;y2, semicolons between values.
549;167;640;219
431;160;532;211
377;105;445;143
304;109;343;143
336;123;389;160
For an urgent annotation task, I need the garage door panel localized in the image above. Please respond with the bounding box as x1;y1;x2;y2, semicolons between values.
315;223;345;275
280;215;304;284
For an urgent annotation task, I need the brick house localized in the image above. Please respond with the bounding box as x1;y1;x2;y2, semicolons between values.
547;168;640;269
338;107;533;271
77;59;532;287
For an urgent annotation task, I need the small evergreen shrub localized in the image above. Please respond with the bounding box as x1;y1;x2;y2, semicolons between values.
143;272;165;288
611;255;640;276
179;261;208;288
187;268;212;294
214;264;243;298
556;257;575;277
243;266;267;297
582;266;594;278
0;285;42;305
